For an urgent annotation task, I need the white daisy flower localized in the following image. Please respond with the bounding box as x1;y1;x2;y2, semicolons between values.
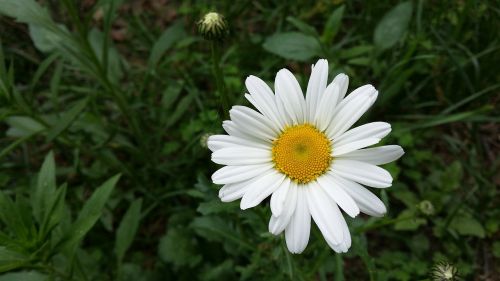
208;59;404;254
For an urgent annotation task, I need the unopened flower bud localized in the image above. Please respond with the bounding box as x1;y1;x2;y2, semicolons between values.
197;12;229;41
200;133;213;148
418;200;435;216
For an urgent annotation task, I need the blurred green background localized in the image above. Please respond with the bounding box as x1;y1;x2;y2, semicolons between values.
0;0;498;280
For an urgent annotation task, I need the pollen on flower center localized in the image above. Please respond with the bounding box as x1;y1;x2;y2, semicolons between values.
272;124;332;184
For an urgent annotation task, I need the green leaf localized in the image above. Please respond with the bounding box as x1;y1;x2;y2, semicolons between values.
392;188;419;208
57;174;120;251
197;201;237;215
0;0;51;26
373;1;413;50
339;45;374;59
33;151;56;224
450;216;485;238
199;260;234;281
0;193;30;241
158;227;201;268
149;22;186;68
190;216;252;250
88;28;124;83
0;271;47;281
0;247;29;273
115;199;142;263
46;98;88;141
492;242;500;258
38;184;67;240
394;209;426;231
286;17;318;36
5;116;45;137
29;24;68;53
263;32;321;61
166;94;194;128
322;5;345;43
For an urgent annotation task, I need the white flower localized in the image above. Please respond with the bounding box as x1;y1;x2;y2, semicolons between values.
208;59;404;254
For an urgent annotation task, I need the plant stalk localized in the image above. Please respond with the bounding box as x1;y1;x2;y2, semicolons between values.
210;41;230;120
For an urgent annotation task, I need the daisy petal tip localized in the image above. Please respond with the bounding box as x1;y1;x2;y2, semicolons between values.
315;58;328;67
398;146;406;157
239;198;254;210
349;209;361;219
245;75;257;86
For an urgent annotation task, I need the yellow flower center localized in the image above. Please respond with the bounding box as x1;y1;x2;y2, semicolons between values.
272;124;332;184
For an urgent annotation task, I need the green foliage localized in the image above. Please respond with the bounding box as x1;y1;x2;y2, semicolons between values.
373;1;413;50
0;0;498;280
0;152;120;278
115;198;142;264
263;32;321;61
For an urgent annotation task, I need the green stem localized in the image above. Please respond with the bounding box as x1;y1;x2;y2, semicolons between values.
335;253;344;281
210;41;230;119
282;237;294;280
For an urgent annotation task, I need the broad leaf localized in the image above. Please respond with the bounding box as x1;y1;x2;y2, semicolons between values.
149;22;186;68
263;32;321;61
158;227;201;268
322;5;345;43
373;1;413;50
5;116;44;137
115;199;142;263
0;247;29;273
450;216;485;238
57;174;120;251
33;152;56;224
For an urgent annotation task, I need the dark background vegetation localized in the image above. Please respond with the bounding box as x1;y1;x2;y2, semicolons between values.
0;0;498;280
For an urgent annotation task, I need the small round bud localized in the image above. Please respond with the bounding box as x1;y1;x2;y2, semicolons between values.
418;200;435;216
431;261;458;281
197;12;229;41
200;133;213;148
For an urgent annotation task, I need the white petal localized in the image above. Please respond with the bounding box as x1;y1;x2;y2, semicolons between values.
222;121;270;145
326;86;378;139
339;145;405;165
331;73;349;104
326;214;351;253
245;75;286;129
305;59;328;122
333;122;391;147
275;69;306;124
339;216;351;251
218;179;254;202
285;190;311;254
315;83;341;131
316;175;360;218
240;171;285;210
212;164;274;184
332;138;381;156
207;134;269;152
230;106;278;141
212;147;271;166
331;159;393;188
331;173;386;217
338;84;374;106
270;178;291;217
306;181;343;245
269;182;298;235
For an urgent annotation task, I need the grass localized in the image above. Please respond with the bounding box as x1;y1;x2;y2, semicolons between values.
0;0;499;280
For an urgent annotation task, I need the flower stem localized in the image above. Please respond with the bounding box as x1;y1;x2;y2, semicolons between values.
210;41;230;120
335;253;344;281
